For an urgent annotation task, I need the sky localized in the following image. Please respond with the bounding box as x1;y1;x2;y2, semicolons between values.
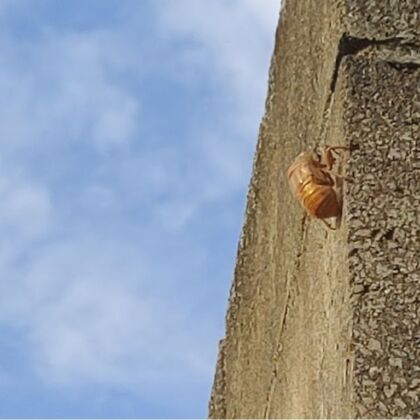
0;0;281;417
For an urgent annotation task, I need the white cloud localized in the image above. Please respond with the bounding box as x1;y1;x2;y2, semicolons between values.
31;277;156;384
141;0;282;231
0;173;52;277
0;236;213;389
0;30;140;155
0;175;52;241
0;0;281;405
158;0;280;126
0;0;20;16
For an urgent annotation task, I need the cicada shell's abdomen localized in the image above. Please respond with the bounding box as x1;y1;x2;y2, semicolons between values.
287;151;341;220
299;181;341;218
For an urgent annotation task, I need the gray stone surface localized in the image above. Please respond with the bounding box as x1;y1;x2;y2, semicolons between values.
344;54;420;418
343;0;419;41
208;0;419;418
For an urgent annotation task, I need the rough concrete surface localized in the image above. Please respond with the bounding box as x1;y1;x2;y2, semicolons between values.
208;0;419;418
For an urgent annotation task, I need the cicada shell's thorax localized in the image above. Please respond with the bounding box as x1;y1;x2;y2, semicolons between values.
287;152;341;219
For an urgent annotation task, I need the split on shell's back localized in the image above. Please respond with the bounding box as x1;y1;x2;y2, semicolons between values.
286;151;318;194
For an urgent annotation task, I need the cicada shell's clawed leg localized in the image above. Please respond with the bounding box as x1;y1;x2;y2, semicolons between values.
321;147;336;171
322;145;350;173
328;171;353;183
320;218;336;230
327;145;349;154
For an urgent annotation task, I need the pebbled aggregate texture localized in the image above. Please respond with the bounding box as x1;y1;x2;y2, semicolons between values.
343;0;420;41
344;55;420;418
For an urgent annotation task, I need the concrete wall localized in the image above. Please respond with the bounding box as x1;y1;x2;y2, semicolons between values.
208;0;419;418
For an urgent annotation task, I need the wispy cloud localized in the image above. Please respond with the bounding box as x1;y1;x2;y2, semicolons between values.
159;0;279;123
0;31;140;156
0;0;280;416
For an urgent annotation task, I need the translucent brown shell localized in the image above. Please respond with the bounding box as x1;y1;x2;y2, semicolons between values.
287;151;341;220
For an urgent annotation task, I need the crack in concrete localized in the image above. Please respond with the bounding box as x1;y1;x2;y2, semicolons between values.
319;33;420;148
263;214;307;418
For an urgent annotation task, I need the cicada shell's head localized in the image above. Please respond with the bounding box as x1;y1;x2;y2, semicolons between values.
297;150;317;163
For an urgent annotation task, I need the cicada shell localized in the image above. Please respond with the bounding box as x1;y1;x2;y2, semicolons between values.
286;146;348;228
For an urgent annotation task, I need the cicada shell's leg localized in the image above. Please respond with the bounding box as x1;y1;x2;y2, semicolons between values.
328;171;353;183
321;147;336;171
322;145;350;173
327;145;349;154
320;218;336;230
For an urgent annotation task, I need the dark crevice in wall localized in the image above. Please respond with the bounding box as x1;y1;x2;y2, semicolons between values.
318;33;419;147
330;34;420;93
386;61;420;71
263;214;307;419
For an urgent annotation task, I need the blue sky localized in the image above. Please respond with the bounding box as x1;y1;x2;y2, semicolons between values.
0;0;280;417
